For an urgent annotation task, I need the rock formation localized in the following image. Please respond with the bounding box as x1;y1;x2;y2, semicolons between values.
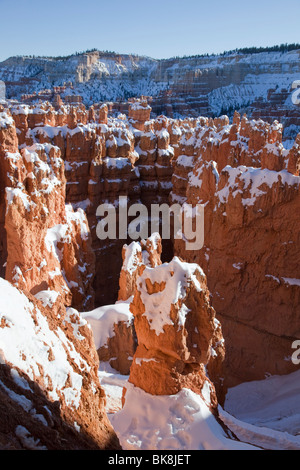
0;96;299;417
129;260;224;405
0;109;95;311
128;98;152;131
1;48;300;142
118;232;162;302
114;234;224;405
170;114;300;386
81;234;163;376
0;277;120;450
0;106;118;449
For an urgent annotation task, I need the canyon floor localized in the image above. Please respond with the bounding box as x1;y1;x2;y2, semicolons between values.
100;361;300;450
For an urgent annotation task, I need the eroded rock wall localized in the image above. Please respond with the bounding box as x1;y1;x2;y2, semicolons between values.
2;99;300;389
170;112;300;386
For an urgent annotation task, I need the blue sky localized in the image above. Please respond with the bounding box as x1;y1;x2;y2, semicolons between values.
0;0;299;61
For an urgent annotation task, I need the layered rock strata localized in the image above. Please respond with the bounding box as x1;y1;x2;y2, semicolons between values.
0;107;95;311
1;99;299;389
170;112;300;385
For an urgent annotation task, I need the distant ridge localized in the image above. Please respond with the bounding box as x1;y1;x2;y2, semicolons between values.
0;44;299;143
3;42;300;63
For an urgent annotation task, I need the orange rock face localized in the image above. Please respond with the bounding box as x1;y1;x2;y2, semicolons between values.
118;235;226;406
170;115;300;386
128;98;151;131
3;139;95;311
97;318;136;375
0;108;120;448
118;233;162;301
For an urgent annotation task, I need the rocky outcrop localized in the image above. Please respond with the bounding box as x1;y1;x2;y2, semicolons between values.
128;98;151;131
286;133;300;175
6;100;178;306
82;234;163;375
128;255;225;405
0;114;95;311
0;106;123;449
170;115;300;386
0;277;120;450
118;233;162;301
116;234;225;405
0;107;19;278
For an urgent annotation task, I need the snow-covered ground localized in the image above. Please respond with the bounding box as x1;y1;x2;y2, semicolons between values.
98;362;300;450
224;370;300;437
83;293;300;450
1;49;300;118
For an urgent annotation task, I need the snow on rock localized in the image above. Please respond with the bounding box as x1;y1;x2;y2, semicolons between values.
216;165;300;207
82;299;135;376
100;359;300;450
0;277;86;408
2;49;300;128
34;289;60;308
0;277;120;449
3;137;95;311
110;383;257;450
281;277;300;287
99;359;300;450
137;257;204;335
128;249;226;403
82;301;133;350
118;233;162;302
15;426;47;450
0;110;14;129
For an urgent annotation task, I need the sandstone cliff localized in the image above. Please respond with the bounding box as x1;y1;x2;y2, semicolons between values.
170;112;300;385
0;105;119;450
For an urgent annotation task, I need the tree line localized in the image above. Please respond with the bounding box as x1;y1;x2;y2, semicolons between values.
169;43;300;60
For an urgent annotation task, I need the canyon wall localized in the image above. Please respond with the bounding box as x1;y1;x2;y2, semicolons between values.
0;104;123;449
1;98;299;392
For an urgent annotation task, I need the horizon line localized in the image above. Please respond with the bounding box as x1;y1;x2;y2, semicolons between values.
1;42;300;63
